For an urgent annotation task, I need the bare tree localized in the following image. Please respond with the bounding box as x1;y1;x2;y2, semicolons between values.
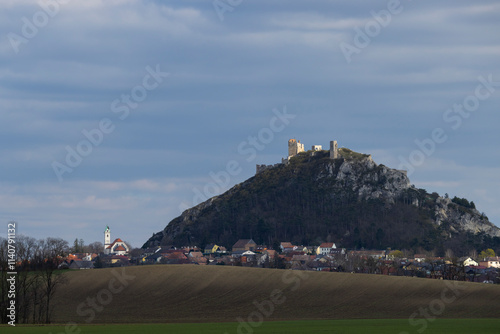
29;237;69;323
42;238;68;323
445;248;454;260
16;235;39;324
468;249;478;261
87;241;104;254
0;237;8;324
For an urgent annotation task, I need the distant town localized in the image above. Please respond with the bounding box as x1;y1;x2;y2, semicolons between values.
61;226;500;284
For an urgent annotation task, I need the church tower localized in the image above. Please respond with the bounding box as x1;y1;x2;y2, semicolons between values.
104;226;111;254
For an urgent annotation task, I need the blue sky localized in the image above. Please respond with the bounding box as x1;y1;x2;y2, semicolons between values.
1;0;499;248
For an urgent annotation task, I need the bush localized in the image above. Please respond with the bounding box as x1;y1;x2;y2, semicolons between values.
452;196;475;209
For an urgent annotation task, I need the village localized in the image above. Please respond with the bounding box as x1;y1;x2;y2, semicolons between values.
60;227;500;284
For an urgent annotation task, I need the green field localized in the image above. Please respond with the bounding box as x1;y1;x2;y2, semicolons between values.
2;319;500;334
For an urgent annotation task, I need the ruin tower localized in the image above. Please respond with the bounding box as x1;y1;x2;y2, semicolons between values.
330;140;338;159
288;139;305;159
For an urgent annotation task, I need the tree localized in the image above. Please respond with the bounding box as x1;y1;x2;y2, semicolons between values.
389;250;404;259
479;248;496;260
87;241;104;254
1;235;70;325
445;248;454;260
272;240;281;254
468;249;478;260
124;241;133;252
0;237;8;324
71;238;85;253
34;237;69;323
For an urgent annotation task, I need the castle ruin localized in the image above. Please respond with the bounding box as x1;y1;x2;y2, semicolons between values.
255;138;340;174
330;140;338;159
288;139;305;159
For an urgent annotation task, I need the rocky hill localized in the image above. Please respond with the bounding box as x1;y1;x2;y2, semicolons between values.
143;148;500;255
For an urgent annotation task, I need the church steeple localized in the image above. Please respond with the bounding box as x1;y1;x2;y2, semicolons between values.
104;226;111;254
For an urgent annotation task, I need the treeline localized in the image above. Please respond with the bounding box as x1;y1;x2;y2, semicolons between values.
0;234;69;324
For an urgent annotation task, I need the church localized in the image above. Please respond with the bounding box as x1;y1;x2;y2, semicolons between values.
103;226;130;255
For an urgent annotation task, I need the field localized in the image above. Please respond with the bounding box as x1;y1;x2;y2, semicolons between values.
2;319;500;334
46;265;500;324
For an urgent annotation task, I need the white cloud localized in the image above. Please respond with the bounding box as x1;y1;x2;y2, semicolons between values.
1;0;499;246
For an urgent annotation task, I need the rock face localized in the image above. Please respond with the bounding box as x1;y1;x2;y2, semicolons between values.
434;197;500;237
143;149;500;254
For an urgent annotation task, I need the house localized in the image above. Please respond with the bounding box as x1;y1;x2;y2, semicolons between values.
161;251;190;265
110;255;129;266
317;242;337;255
330;248;346;256
264;249;276;259
72;253;97;261
68;260;94;270
188;251;208;265
293;245;308;252
232;239;257;252
479;257;500;268
241;250;256;256
291;255;312;269
350;250;386;259
204;244;220;254
217;246;228;253
280;242;294;252
258;249;276;265
461;257;479;267
414;254;426;263
144;252;163;264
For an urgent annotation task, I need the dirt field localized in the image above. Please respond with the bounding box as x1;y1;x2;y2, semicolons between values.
51;265;500;323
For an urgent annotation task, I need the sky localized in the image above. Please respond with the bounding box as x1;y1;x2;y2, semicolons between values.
1;0;499;248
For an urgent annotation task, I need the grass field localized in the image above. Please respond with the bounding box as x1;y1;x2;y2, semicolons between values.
49;265;500;323
2;319;500;334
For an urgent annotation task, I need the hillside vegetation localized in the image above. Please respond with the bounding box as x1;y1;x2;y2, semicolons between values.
144;150;500;256
51;265;500;323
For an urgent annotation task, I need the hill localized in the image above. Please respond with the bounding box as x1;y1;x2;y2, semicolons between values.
143;148;500;255
52;265;500;323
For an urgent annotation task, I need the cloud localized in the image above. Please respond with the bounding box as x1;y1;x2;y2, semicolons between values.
1;0;499;246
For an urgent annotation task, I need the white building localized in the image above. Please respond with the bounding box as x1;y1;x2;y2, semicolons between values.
103;226;129;255
317;242;337;255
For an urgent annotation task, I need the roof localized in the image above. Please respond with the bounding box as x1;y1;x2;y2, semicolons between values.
232;239;256;249
108;239;124;248
114;245;126;252
165;252;187;260
69;260;94;269
265;250;276;257
242;251;256;255
146;253;162;260
189;251;204;258
319;243;335;248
